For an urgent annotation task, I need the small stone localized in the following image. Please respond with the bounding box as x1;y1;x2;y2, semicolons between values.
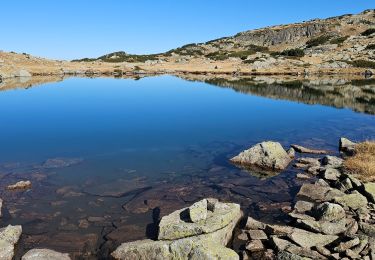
248;229;268;240
331;253;340;259
321;168;341;181
337;178;353;192
294;201;314;213
245;216;265;230
232;230;249;251
321;156;343;168
334;237;360;252
344;218;359;237
188;199;207;223
271;236;293;251
246;240;264;252
314;202;346;222
359;222;375;237
21;249;71;260
7;180;31;190
265;224;294;236
296;173;310;179
334;191;368;210
314;246;331;257
78;219;89;229
351;235;368;255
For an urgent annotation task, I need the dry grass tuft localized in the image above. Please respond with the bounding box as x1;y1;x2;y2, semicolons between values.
344;141;375;182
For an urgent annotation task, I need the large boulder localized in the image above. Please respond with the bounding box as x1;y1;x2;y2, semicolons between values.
0;225;22;260
158;199;241;241
230;141;292;171
112;199;242;260
22;249;71;260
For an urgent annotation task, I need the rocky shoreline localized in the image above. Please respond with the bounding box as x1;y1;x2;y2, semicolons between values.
1;137;374;259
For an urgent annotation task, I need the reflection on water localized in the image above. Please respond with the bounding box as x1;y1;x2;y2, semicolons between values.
0;75;374;258
179;74;375;114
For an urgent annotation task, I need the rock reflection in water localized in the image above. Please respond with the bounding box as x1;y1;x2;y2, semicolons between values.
180;74;375;114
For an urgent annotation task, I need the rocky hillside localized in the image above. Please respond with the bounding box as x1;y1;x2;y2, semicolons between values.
1;9;375;79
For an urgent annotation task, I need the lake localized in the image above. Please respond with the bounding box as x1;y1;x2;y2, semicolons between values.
0;75;374;258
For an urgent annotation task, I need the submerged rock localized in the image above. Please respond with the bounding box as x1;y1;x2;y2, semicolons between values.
230;141;292;171
22;249;71;260
7;180;32;190
0;225;22;260
112;199;242;260
41;157;82;169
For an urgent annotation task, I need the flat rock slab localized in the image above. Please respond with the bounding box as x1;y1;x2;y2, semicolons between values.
288;228;338;248
41;158;82;169
83;179;151;198
291;144;330;154
21;249;71;260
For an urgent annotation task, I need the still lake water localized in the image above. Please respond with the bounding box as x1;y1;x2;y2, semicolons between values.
0;75;374;257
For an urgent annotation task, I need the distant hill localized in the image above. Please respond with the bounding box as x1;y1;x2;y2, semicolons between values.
74;9;375;66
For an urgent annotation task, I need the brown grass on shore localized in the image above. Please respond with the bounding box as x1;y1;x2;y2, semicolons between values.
344;141;375;182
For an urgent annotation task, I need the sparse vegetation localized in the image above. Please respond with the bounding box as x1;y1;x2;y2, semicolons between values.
350;60;375;69
361;28;375;36
330;36;349;45
344;141;375;182
273;48;305;57
306;35;332;48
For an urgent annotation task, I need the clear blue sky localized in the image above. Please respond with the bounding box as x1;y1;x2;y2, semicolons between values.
1;1;373;60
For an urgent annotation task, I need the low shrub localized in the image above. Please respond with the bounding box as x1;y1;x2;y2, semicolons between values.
350;60;375;69
361;28;375;36
330;36;349;45
278;48;305;57
306;35;332;48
